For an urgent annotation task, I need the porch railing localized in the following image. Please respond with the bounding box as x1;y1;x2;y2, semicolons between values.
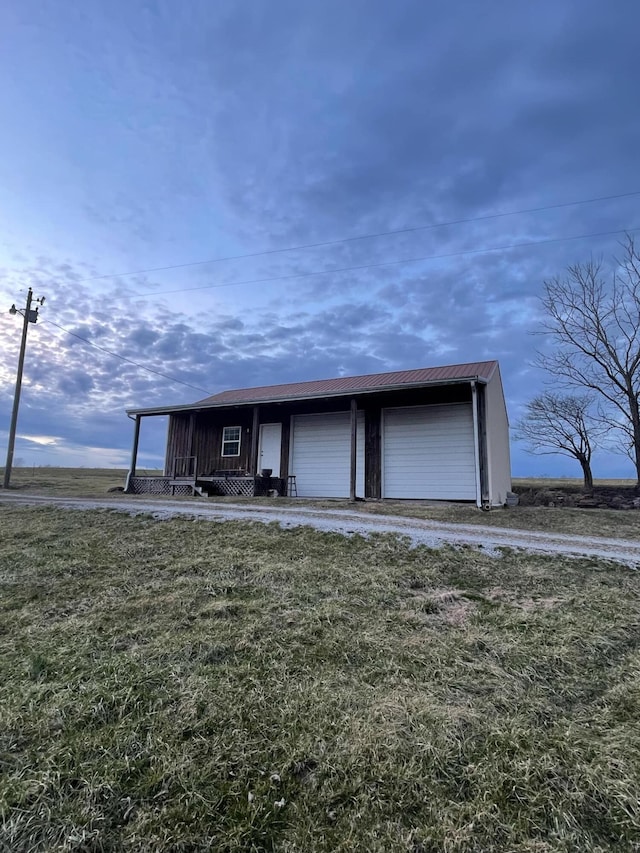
172;455;197;478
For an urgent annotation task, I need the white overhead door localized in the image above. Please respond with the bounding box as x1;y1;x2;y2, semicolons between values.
291;412;365;498
383;404;477;500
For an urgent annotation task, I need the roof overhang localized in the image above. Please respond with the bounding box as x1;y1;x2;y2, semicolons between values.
126;375;489;417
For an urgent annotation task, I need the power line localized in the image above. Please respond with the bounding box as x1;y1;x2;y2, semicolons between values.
14;222;638;400
73;189;640;285
39;318;211;395
129;225;640;298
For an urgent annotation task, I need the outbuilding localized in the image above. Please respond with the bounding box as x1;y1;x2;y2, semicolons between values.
125;360;511;506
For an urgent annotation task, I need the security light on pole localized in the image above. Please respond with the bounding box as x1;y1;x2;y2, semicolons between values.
3;288;45;489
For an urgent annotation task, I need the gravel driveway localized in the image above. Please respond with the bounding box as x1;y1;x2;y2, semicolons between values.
2;493;639;567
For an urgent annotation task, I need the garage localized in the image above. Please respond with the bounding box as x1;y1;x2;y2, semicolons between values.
291;412;365;498
383;403;477;500
132;360;510;506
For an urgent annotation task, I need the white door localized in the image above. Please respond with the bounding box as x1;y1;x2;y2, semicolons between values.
291;412;364;498
383;404;476;500
257;423;282;476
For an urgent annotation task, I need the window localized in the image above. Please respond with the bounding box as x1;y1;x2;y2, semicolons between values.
222;426;241;457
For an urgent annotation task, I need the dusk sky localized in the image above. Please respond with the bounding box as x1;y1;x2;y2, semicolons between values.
1;1;639;478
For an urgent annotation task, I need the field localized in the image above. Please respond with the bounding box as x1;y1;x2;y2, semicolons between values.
513;478;634;490
1;505;640;851
0;467;149;497
2;467;640;540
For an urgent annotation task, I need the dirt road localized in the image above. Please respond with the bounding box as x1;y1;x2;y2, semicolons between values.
1;493;639;567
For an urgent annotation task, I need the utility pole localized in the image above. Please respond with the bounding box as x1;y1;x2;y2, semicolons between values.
3;288;45;489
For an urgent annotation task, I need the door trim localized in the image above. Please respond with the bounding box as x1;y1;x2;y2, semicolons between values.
257;422;282;477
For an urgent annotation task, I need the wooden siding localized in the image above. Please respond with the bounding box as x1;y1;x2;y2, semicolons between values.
192;410;254;474
165;414;191;475
280;417;291;480
364;406;381;499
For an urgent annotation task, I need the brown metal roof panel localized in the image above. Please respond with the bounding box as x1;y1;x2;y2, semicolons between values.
194;360;498;405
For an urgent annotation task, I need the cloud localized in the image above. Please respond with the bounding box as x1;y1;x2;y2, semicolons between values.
18;434;60;446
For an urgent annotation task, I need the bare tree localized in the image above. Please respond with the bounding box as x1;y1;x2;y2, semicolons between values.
514;393;601;490
537;236;640;487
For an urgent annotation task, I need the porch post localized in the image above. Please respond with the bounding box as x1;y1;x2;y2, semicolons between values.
187;412;195;476
471;381;490;508
350;398;357;501
125;415;141;492
476;382;490;507
250;406;260;474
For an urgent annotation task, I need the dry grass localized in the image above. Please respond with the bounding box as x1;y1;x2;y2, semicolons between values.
1;505;640;851
0;467;156;497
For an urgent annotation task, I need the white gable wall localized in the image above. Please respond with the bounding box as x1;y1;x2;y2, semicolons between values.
485;366;511;505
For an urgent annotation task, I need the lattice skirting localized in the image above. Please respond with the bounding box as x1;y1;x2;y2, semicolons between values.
206;477;256;497
172;484;196;496
128;475;285;497
128;476;171;495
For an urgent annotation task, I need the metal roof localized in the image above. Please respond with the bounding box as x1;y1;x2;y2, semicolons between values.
127;361;498;416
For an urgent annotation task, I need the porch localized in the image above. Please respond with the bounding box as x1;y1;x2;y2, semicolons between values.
126;455;287;497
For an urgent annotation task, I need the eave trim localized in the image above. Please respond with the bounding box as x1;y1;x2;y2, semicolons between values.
126;376;487;417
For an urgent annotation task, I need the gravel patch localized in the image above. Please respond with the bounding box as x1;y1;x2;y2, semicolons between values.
2;493;639;567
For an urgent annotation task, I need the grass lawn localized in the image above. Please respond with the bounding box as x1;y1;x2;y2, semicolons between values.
1;506;640;851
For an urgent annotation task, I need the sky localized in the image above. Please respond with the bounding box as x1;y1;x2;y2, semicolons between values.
1;0;639;478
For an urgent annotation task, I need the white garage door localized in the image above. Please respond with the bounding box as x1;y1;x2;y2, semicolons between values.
383;404;477;500
291;412;365;498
